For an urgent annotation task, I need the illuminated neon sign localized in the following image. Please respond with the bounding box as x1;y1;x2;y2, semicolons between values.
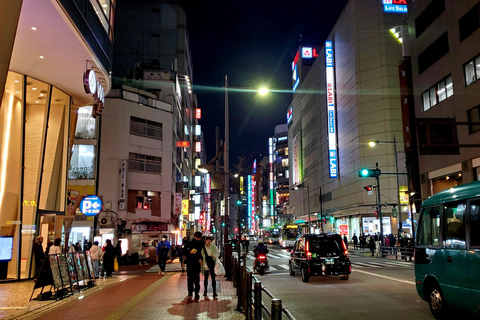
292;51;300;93
325;41;338;178
176;141;190;147
287;106;293;125
247;175;252;230
382;0;407;13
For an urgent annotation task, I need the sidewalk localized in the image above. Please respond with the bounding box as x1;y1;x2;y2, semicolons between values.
1;260;244;320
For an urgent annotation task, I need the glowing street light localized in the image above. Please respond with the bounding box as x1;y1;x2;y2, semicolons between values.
258;87;269;96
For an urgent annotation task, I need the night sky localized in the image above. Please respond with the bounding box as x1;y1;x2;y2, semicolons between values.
179;0;347;168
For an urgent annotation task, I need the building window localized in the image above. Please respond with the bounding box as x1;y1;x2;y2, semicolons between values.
75;106;96;139
422;75;453;112
415;0;445;37
129;153;162;174
459;2;480;42
69;145;96;179
130;116;162;140
468;105;480;134
418;32;449;74
464;55;480;86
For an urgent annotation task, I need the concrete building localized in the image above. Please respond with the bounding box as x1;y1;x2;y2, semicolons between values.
403;0;480;201
98;1;201;252
288;0;407;239
0;0;114;281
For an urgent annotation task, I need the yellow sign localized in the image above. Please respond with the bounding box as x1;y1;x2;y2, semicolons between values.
240;176;244;194
399;185;409;204
285;224;298;229
182;199;189;215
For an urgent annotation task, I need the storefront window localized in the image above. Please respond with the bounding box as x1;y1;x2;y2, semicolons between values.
75;106;96;139
69;145;96;180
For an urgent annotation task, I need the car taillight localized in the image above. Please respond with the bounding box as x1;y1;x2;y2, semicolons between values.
306;240;312;260
342;240;349;256
258;255;266;260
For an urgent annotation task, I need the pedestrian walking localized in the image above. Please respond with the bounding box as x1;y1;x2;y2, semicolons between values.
156;235;171;275
352;233;358;250
89;241;103;278
138;242;149;265
103;239;116;278
178;240;185;272
115;240;122;266
359;234;365;249
201;236;219;298
50;238;63;254
184;231;204;300
368;236;375;256
32;236;45;278
343;235;349;249
45;241;54;255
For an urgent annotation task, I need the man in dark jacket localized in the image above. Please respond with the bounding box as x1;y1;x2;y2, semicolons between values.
156;235;171;276
184;231;204;300
33;236;45;278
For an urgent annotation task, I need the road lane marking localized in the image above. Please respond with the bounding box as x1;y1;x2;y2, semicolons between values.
353;269;415;285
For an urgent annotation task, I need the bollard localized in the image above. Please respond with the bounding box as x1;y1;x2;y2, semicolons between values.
245;271;252;320
237;258;243;311
254;281;262;320
271;298;282;320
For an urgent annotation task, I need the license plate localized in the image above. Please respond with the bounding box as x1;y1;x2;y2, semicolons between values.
259;262;265;266
325;259;334;265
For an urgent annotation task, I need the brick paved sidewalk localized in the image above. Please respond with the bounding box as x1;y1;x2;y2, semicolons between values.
1;261;243;320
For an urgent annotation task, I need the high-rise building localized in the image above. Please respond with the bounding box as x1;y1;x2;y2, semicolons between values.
403;1;480;203
0;0;114;281
98;0;200;248
288;0;406;239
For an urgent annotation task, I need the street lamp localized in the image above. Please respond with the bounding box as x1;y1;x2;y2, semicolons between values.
224;76;270;244
368;135;402;228
295;184;311;233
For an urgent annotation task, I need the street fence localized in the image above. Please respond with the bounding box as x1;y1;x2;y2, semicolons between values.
377;246;414;261
231;254;296;320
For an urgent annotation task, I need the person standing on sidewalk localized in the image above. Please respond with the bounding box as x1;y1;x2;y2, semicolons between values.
201;236;219;298
33;236;45;278
352;233;358;250
184;231;204;300
103;239;116;278
115;240;122;266
50;238;63;254
156;235;171;275
89;241;103;278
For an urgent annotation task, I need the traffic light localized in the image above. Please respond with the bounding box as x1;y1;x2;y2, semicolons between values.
222;222;225;227
358;168;381;177
329;216;335;224
375;210;378;219
236;200;242;205
364;185;373;195
323;217;326;224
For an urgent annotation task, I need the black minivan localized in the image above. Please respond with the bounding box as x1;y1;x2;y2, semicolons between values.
289;233;351;282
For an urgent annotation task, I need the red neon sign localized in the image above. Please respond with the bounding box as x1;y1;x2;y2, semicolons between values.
176;141;190;147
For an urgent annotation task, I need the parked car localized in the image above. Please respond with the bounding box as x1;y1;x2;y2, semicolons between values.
289;233;351;282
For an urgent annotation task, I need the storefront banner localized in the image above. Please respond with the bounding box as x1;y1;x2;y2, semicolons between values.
339;224;348;235
174;193;182;215
67;185;95;215
362;217;391;236
181;199;189;215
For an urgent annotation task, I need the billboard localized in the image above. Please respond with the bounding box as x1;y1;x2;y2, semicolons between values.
325;41;338;178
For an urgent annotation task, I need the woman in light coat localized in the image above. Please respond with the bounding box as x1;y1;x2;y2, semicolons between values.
201;236;220;298
89;241;103;278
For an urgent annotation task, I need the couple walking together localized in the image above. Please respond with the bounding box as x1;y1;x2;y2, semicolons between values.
184;231;219;300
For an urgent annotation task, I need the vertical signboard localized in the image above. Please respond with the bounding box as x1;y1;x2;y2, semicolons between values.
247;175;252;230
292;131;303;185
252;161;256;231
325;41;338;178
119;160;127;210
174;193;182;215
269;138;275;218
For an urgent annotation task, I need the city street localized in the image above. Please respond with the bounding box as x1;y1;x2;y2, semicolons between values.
245;243;432;320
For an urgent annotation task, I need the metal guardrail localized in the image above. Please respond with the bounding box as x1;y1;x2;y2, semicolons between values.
231;254;296;320
377;246;414;261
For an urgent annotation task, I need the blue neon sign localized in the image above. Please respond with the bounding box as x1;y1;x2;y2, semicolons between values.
80;195;102;216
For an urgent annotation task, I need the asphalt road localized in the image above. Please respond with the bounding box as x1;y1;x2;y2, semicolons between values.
243;243;433;320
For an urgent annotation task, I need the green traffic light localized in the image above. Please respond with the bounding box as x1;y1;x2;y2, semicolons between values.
236;200;242;205
222;222;225;227
360;169;369;177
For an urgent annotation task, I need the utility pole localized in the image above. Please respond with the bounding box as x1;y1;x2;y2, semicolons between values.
375;162;384;246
